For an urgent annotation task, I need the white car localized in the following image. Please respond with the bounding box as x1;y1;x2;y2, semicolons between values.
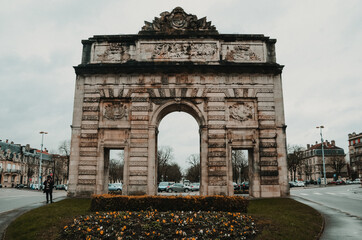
294;181;305;187
353;178;361;184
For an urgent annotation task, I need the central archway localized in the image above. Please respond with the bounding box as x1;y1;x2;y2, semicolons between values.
150;100;208;195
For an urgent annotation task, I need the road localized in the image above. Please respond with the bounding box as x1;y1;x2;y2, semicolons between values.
0;188;67;238
291;184;362;240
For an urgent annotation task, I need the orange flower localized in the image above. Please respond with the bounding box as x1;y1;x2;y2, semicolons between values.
64;226;68;229
100;230;104;235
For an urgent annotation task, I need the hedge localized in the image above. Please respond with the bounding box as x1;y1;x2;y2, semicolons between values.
91;195;248;213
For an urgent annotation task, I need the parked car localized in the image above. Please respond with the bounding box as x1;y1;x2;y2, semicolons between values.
166;183;189;193
353;178;361;184
294;181;305;187
158;182;173;192
30;184;41;190
55;184;67;190
241;181;249;190
289;181;295;188
233;182;239;190
190;182;200;192
346;180;353;184
335;180;346;185
108;183;123;192
15;184;26;188
0;184;2;188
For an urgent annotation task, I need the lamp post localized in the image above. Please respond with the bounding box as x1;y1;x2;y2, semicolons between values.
316;126;326;185
38;131;48;189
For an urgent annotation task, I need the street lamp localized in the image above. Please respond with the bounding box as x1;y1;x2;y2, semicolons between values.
316;126;326;185
38;131;48;189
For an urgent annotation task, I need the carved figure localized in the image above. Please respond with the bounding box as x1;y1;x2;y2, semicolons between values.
152;43;217;59
229;103;253;122
225;45;261;61
141;7;217;33
104;103;128;120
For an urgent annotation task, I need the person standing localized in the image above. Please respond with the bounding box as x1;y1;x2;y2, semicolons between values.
43;175;54;203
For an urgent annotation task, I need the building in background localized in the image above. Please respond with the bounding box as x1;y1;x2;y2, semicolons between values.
348;132;362;179
0;139;68;187
298;140;347;182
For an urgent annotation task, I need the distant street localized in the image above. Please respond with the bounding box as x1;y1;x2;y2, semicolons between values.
291;185;362;240
0;188;67;238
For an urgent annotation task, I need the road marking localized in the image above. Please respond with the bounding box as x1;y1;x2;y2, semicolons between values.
326;192;336;195
313;192;322;195
299;193;309;196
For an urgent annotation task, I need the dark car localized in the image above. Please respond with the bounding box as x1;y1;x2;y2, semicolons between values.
15;184;25;188
335;180;345;185
241;181;249;190
55;184;67;190
166;183;189;193
158;182;172;192
0;184;2;188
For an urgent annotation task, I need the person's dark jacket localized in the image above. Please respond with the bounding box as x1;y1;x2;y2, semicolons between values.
43;179;54;193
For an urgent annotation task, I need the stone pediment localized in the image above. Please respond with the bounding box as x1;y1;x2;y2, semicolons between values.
140;7;218;34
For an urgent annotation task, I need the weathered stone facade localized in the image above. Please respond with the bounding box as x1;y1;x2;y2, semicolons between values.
68;7;288;198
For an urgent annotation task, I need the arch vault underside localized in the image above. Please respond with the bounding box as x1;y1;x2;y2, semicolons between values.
68;7;289;198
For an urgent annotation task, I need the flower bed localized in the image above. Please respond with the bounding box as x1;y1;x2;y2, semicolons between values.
91;195;248;213
61;210;256;240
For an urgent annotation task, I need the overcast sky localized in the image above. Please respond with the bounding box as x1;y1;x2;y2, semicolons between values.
1;0;361;170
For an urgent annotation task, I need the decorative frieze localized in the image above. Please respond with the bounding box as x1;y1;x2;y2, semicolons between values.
207;106;226;111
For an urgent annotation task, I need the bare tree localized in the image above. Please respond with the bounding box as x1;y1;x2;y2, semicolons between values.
58;140;70;182
109;158;124;183
232;150;248;182
185;154;200;182
287;145;304;181
330;156;346;178
157;146;174;182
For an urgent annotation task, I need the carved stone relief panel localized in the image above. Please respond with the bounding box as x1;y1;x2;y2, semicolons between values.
139;41;219;62
227;101;257;127
221;43;265;62
91;43;133;63
101;102;129;121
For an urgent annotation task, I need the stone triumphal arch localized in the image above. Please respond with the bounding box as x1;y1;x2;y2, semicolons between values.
68;7;289;198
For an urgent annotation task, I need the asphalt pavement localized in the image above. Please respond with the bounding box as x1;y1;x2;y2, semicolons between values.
291;184;362;240
0;188;67;239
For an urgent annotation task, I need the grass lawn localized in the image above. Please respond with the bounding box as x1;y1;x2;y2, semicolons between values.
4;197;323;240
